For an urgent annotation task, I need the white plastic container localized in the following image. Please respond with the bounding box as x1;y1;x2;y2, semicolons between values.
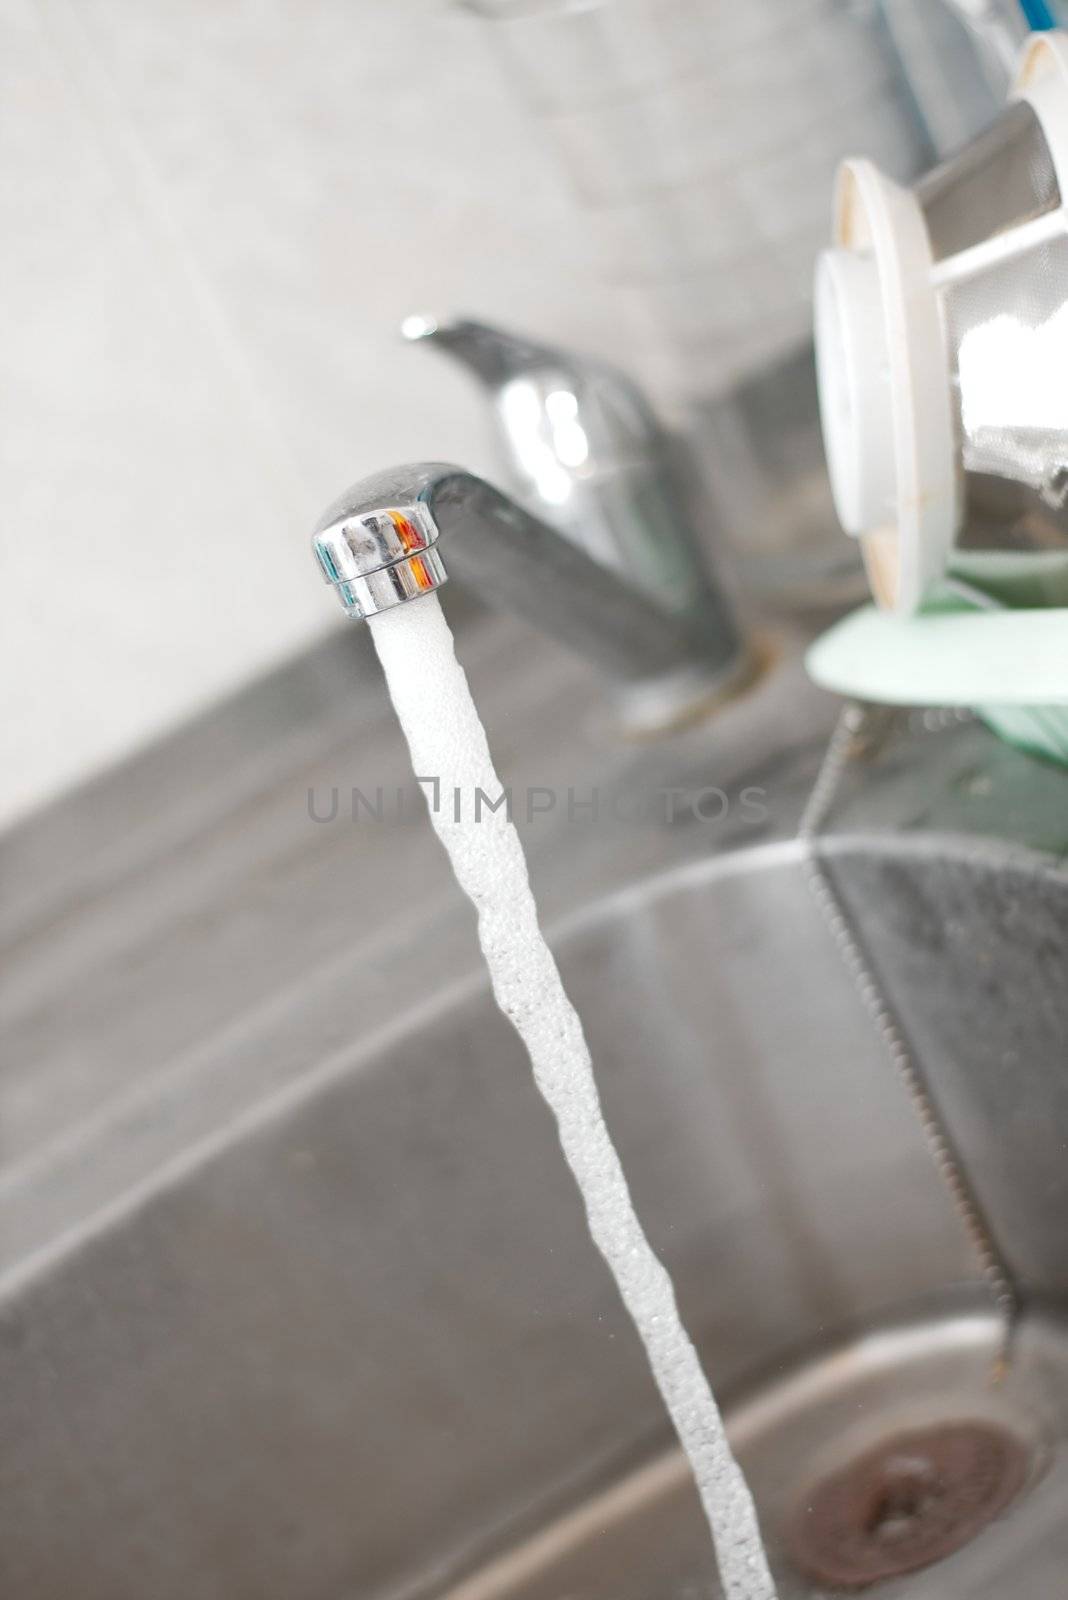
815;31;1068;615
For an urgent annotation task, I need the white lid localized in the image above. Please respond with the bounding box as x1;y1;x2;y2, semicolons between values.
813;160;958;613
814;247;894;537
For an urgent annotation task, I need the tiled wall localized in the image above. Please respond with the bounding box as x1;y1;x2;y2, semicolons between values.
1;0;926;828
474;0;925;391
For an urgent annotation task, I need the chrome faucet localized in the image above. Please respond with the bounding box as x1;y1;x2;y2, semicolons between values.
400;315;729;617
312;319;747;732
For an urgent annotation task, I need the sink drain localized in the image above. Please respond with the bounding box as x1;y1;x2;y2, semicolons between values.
788;1420;1031;1589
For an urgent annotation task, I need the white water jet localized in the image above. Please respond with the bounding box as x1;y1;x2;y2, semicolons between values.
369;593;776;1600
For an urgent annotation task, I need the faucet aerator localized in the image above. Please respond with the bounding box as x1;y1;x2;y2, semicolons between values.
312;498;448;621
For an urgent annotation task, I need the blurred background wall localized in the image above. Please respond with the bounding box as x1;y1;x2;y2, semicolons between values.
0;0;1029;829
3;0;620;829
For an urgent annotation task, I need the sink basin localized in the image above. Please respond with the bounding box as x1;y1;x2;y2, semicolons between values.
2;604;1067;1599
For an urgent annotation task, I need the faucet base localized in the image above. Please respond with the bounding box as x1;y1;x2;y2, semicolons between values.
614;638;765;739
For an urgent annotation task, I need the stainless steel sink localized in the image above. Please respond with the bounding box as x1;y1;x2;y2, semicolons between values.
2;600;1067;1599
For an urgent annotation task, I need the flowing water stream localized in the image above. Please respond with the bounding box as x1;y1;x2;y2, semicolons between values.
369;594;776;1600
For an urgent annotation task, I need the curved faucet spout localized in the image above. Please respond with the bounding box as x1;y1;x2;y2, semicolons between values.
312;463;746;731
